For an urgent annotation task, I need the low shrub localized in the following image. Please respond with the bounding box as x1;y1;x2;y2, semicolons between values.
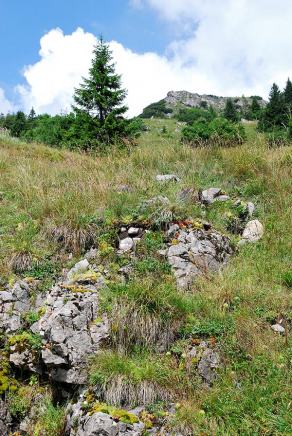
182;117;246;147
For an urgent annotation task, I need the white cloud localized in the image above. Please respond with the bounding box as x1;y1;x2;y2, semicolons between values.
8;2;292;116
15;27;212;117
0;88;14;114
137;0;292;97
16;28;96;115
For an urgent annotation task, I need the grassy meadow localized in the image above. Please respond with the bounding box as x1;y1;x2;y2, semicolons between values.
0;119;291;434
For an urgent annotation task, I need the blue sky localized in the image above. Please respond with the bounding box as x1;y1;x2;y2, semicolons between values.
1;0;292;116
0;0;173;99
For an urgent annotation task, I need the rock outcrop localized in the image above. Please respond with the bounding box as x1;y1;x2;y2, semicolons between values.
165;223;233;289
164;90;267;112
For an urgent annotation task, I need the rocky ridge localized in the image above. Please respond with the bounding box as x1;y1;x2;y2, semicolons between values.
164;90;267;113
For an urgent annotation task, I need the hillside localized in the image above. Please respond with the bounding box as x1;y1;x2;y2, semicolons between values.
0;120;291;435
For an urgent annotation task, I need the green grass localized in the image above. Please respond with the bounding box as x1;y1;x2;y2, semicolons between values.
0;120;291;433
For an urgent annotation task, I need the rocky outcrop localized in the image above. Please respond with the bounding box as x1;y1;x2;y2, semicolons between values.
0;280;43;333
66;394;145;436
165;224;233;289
164;90;266;112
34;265;108;384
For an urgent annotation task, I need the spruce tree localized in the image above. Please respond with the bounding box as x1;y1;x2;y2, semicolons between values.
73;37;128;145
250;97;262;120
284;78;292;110
259;83;287;131
224;99;238;122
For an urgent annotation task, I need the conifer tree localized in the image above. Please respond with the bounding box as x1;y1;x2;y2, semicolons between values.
73;37;128;144
224;99;238;122
259;83;287;131
250;97;262;120
284;78;292;110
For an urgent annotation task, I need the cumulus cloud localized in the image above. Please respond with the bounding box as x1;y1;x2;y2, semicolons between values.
0;88;14;113
15;27;212;117
8;1;292;116
138;0;292;96
16;28;96;115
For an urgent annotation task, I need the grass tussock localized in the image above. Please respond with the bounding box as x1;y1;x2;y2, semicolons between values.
103;280;200;352
49;223;97;253
90;350;185;407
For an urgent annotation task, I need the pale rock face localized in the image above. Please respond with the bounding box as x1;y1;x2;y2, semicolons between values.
36;281;108;384
240;220;264;244
165;90;267;112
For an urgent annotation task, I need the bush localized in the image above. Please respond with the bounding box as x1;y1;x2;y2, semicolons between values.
176;107;216;124
182;117;246;147
266;128;289;147
139;100;173;118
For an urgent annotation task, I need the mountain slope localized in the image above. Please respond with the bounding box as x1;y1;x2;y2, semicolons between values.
0;120;291;434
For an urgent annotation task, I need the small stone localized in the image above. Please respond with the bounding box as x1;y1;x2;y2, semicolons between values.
271;324;285;333
213;195;230;202
200;188;222;204
156;174;180;182
128;227;140;236
0;291;15;302
42;348;67;366
84;248;98;261
119;237;134;252
167;224;180;237
247;202;255;217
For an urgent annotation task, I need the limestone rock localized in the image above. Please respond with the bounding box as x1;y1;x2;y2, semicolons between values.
200;188;230;205
156;174;180;182
35;279;108;384
271;324;285;333
0;399;11;436
67;259;90;283
239;220;264;244
198;348;220;384
128;227;140;237
66;394;145;436
0;281;35;333
166;225;233;289
119;237;134;252
75;412;144;436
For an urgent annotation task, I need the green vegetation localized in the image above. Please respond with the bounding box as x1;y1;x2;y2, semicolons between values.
176;106;216;124
224;98;239;122
182;117;246;146
258;78;292;144
139;99;173;118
